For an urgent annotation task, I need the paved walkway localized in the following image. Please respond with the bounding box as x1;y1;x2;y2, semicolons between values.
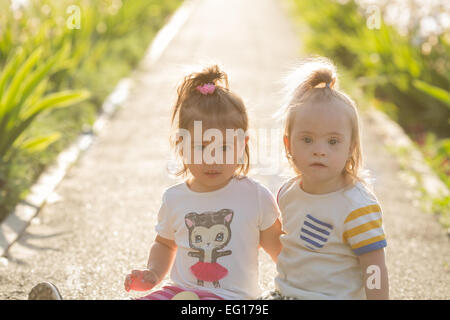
0;0;448;300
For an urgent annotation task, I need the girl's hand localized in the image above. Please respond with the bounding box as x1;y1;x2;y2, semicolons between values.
124;269;159;292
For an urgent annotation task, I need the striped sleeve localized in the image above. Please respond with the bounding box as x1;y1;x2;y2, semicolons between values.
343;204;387;256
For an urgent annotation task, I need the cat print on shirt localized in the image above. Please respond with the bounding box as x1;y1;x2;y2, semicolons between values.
185;209;233;288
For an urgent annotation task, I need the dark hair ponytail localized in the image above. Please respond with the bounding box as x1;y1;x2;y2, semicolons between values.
171;65;229;124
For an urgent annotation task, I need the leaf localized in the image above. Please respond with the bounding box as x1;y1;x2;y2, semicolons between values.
1;47;43;109
17;132;62;153
0;47;43;137
0;90;90;158
20;90;91;120
22;79;49;111
413;80;450;108
0;48;26;108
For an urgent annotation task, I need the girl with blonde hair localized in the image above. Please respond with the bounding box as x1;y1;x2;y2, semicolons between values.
268;57;389;300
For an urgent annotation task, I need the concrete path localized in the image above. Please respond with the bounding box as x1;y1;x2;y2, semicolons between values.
0;0;448;300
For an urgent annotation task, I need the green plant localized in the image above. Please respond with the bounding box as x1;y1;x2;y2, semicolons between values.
0;0;182;222
0;45;90;165
288;0;450;137
413;80;450;108
420;134;450;188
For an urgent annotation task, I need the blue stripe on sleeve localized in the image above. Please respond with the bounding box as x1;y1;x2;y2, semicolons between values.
353;240;387;256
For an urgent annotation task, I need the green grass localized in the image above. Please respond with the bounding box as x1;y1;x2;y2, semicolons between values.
0;0;182;222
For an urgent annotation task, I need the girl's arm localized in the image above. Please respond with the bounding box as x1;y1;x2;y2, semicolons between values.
358;248;389;300
259;218;284;262
125;235;177;291
146;235;177;281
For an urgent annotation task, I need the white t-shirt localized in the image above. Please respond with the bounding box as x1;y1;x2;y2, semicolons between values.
275;177;387;300
155;176;280;300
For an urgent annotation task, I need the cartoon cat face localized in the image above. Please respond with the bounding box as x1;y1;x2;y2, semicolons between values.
189;224;229;251
185;209;233;251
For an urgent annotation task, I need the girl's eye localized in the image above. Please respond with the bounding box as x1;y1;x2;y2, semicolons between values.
195;235;202;243
215;232;224;242
302;137;312;143
329;138;338;145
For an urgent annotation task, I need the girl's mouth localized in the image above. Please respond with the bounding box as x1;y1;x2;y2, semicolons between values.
310;163;327;168
204;171;222;178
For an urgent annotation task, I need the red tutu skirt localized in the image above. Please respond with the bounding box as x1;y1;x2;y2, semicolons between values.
190;262;228;282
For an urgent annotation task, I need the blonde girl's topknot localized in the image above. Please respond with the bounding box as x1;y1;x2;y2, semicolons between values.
284;56;338;108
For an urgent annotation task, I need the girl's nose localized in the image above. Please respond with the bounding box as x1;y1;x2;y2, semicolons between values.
313;145;326;157
313;151;326;157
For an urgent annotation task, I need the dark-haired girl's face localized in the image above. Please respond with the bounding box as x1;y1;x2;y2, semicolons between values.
182;127;248;192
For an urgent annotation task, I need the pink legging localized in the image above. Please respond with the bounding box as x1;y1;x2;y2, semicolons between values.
135;285;224;300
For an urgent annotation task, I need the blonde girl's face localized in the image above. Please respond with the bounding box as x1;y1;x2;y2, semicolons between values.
285;102;353;192
183;127;248;192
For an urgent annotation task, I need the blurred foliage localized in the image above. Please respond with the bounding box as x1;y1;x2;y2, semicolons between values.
421;134;450;227
421;134;450;188
289;0;449;137
288;0;449;223
0;0;182;221
0;45;90;162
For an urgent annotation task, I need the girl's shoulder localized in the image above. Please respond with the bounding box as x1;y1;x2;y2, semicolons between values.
160;181;189;201
276;176;300;204
342;181;380;210
165;181;187;193
233;176;277;200
233;175;269;191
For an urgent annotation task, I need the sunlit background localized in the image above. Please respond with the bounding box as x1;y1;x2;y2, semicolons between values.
0;0;448;232
288;0;449;227
0;0;183;222
0;0;448;300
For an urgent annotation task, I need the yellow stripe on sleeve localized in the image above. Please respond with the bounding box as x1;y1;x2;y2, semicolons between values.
343;219;382;241
351;234;386;250
344;204;381;223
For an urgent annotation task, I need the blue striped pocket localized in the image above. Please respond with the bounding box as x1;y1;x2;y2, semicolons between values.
300;214;334;251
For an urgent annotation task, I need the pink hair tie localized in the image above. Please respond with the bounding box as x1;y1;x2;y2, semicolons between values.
196;83;215;95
